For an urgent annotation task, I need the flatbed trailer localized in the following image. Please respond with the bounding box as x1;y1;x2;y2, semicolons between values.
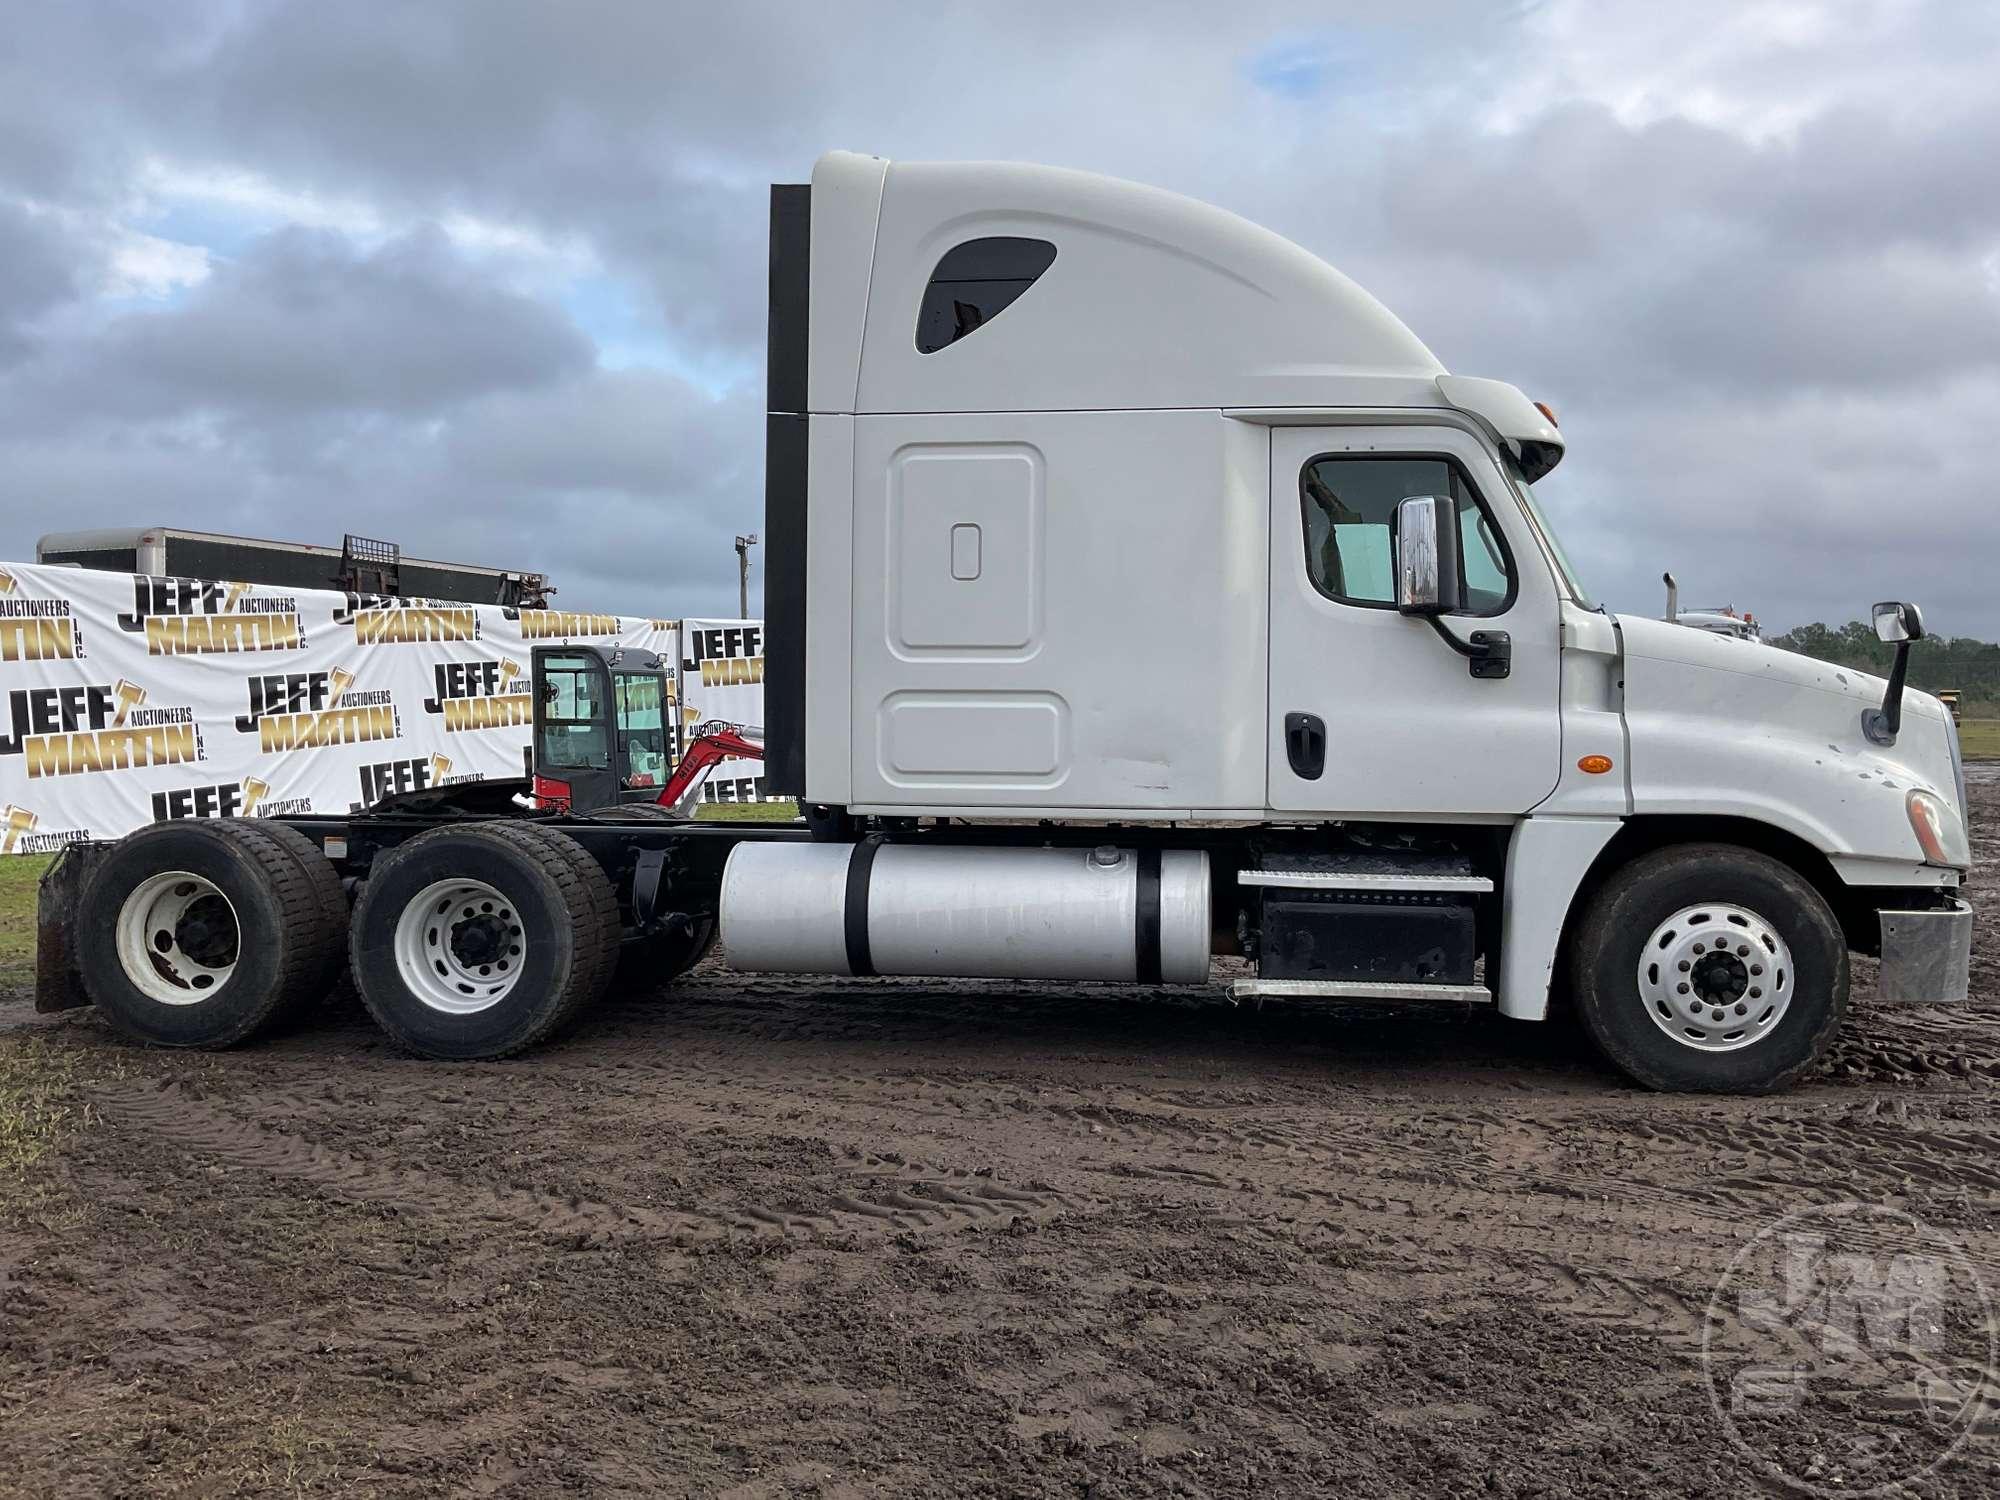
33;150;1975;1093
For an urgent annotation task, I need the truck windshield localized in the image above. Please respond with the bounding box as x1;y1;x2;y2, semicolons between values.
1508;462;1592;608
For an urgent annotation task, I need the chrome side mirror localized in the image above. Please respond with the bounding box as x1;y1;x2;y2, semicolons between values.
1864;599;1926;745
1872;600;1925;644
1393;495;1462;616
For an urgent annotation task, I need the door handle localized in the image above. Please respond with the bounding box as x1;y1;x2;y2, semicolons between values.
1285;712;1326;780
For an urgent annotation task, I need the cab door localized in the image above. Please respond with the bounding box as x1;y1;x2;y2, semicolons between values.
531;647;619;813
1266;424;1562;816
610;668;673;804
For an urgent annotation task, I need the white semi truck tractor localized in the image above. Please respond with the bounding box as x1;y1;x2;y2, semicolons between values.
36;152;1973;1093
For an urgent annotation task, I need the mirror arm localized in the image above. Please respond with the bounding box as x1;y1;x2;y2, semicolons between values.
1862;641;1913;746
1423;615;1512;680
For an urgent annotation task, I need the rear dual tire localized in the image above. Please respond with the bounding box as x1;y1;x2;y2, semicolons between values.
349;821;619;1060
77;819;346;1048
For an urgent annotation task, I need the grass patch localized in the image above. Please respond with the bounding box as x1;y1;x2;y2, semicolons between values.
0;1032;118;1229
1959;719;2000;762
696;799;802;823
0;854;52;996
0;1034;84;1178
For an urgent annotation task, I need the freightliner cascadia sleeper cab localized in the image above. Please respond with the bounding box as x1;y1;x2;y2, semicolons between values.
37;152;1974;1093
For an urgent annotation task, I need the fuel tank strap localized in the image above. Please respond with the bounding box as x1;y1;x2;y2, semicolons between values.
1135;848;1163;985
843;839;882;977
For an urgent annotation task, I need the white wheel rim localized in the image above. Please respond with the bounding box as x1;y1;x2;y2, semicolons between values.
1637;902;1794;1052
115;870;241;1005
393;878;526;1015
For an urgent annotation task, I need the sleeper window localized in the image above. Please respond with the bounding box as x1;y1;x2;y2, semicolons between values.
916;237;1057;353
1299;455;1512;614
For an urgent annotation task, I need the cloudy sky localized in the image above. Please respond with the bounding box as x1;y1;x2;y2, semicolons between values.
1;0;1995;632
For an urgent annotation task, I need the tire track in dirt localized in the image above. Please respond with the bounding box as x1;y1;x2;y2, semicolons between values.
497;1049;2000;1283
94;1079;714;1243
488;1049;2000;1341
1613;1107;2000;1198
93;1079;1066;1246
199;1041;2000;1233
576;1056;2000;1253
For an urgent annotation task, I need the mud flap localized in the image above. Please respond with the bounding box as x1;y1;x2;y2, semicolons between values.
34;842;109;1013
1877;900;1974;1004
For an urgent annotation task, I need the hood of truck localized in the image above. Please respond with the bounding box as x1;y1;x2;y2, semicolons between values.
1613;613;1967;874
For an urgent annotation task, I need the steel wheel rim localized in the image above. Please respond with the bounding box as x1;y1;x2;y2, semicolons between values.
115;870;241;1006
393;878;526;1015
1637;902;1793;1052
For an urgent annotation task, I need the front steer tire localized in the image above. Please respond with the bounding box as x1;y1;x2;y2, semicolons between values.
349;821;619;1060
75;819;342;1049
1569;842;1848;1094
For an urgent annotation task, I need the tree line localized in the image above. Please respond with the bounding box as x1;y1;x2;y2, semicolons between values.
1767;620;2000;714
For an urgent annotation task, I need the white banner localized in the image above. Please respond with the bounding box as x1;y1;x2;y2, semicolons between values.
677;617;782;805
0;560;688;853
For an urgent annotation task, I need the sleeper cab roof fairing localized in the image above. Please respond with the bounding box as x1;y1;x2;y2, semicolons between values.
806;150;1451;416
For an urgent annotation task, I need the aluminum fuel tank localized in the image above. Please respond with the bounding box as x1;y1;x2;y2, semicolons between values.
720;841;1211;984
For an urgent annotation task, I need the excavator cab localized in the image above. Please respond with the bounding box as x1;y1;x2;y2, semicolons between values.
529;644;763;816
530;644;674;813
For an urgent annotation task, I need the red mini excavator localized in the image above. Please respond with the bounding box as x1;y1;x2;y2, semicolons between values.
527;644;765;816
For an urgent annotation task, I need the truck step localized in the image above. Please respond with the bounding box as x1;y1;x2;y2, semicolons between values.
1237;868;1493;893
1230;978;1493;1004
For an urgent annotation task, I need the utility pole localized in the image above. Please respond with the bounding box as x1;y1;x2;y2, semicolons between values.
735;533;759;619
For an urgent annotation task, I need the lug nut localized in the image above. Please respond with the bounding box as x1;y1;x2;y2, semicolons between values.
1677;982;1690;994
1678;960;1691;972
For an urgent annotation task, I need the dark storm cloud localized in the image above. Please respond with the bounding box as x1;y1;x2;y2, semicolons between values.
0;202;85;361
0;0;1994;629
0;208;739;612
106;226;591;416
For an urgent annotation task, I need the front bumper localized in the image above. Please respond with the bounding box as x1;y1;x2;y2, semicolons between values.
1877;899;1975;1004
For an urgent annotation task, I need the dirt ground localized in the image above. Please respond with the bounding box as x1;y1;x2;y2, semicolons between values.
3;776;1998;1498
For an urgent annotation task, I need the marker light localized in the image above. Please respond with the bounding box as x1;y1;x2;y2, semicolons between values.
1577;754;1613;775
1533;401;1559;428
